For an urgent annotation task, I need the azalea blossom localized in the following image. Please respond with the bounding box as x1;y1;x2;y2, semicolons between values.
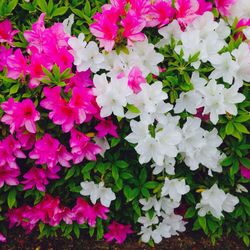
0;19;18;45
80;181;116;207
104;221;133;244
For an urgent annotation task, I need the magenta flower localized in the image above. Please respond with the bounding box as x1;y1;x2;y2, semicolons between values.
70;129;102;163
6;49;27;80
16;128;36;151
150;0;176;28
121;10;146;46
0;46;12;71
95;119;118;138
104;221;133;244
21;167;49;192
93;203;109;220
194;107;210;122
0;164;20;188
128;66;146;94
29;133;71;170
54;206;74;225
0;233;6;243
0;20;18;45
90;8;119;51
41;87;76;133
1;98;40;134
215;0;236;16
240;166;250;179
69;86;98;125
52;47;74;72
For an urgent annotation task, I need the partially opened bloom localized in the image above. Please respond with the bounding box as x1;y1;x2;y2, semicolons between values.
95;119;118;138
0;20;18;45
104;221;133;244
127;66;146;93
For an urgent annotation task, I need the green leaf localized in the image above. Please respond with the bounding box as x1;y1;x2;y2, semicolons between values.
65;167;75;180
112;165;119;181
220;156;233;167
7;188;16;208
139;168;147;184
7;0;18;13
144;181;158;189
9;84;19;95
234;123;250;134
52;7;68;17
207;219;218;233
225;122;234;135
84;0;91;16
127;104;140;114
37;0;48;12
240;196;250;207
184;207;196;219
235;115;250;123
240;158;250;169
121;172;133;180
116;160;128;169
243;235;250;247
73;223;80;238
111;138;120;147
141;187;150;198
198;216;207;232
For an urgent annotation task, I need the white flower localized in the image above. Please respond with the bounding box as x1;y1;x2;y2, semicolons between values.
76;41;104;73
93;136;110;157
232;43;250;86
229;0;250;21
127;81;171;120
157;20;182;48
68;33;87;65
63;14;74;35
161;177;190;202
162;213;187;236
93;74;132;117
209;52;239;85
138;214;159;228
196;184;239;219
151;157;176;175
80;181;116;207
236;184;248;193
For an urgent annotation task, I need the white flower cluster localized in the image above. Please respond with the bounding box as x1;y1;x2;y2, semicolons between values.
174;72;245;124
196;184;239;219
138;178;189;243
80;181;116;207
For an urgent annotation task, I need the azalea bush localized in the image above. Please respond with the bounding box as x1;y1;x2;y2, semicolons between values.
0;0;250;247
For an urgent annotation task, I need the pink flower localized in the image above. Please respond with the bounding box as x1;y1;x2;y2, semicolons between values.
69;86;98;125
95;119;118;138
0;233;6;243
92;203;109;220
150;0;176;28
28;53;52;88
21;167;49;192
104;221;133;244
16;128;36;151
1;98;40;134
121;10;146;46
70;129;102;163
6;49;27;80
196;0;213;15
0;20;18;45
215;0;236;16
41;87;75;133
90;8;119;51
128;66;146;93
54;206;74;225
0;46;12;71
29;133;71;170
240;166;250;179
0;164;20;188
65;70;93;92
23;13;46;53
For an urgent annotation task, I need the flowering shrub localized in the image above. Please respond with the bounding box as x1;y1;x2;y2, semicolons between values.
0;0;250;247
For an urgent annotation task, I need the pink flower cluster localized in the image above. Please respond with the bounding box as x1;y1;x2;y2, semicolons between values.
90;0;212;51
0;14;73;88
6;195;109;233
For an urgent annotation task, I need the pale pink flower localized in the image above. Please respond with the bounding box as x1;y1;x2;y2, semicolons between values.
95;119;118;138
90;8;119;51
215;0;236;16
0;46;12;71
104;221;133;244
21;167;49;192
0;164;20;188
121;10;146;46
0;20;18;45
70;129;102;163
128;66;146;93
6;49;27;80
